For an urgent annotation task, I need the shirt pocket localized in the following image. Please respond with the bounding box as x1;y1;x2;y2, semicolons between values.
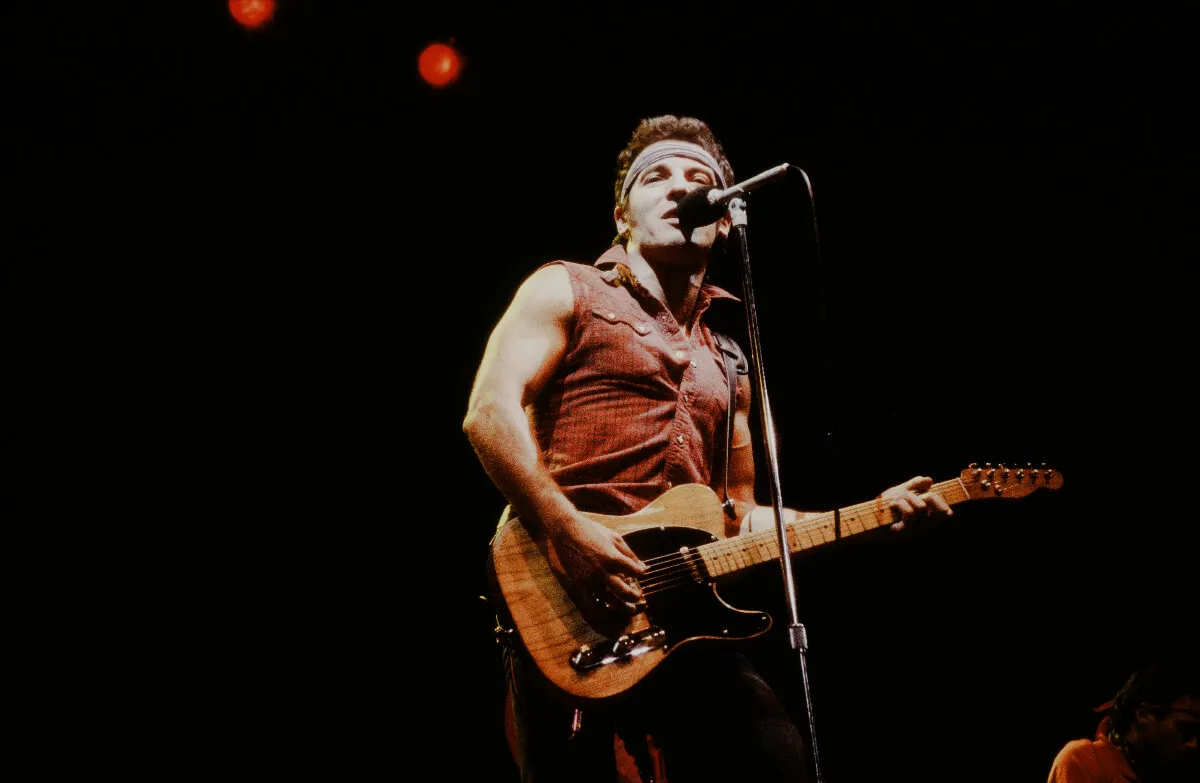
588;308;663;380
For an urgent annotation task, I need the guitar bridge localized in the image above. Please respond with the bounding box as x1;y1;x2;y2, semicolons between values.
569;627;667;672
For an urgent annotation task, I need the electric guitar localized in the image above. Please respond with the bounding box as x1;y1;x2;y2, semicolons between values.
488;464;1063;702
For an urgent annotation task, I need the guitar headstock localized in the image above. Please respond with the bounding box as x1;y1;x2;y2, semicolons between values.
960;463;1064;499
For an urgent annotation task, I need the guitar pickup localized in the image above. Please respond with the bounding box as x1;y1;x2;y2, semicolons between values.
569;627;668;672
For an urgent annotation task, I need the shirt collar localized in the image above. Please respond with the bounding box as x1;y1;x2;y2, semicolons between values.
593;245;740;306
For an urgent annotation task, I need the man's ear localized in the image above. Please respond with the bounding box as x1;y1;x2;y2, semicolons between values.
1134;706;1156;727
614;204;628;237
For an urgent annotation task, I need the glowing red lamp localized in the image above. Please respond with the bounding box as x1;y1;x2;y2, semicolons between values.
229;0;277;30
419;43;463;88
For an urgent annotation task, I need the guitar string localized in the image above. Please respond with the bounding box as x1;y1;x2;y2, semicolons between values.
633;478;1039;593
632;493;937;582
634;521;856;593
638;498;973;597
594;476;1050;597
632;493;954;589
632;479;969;571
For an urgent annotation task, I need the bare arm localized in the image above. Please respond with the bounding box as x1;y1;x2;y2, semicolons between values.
719;373;950;536
463;265;577;531
718;372;810;536
463;265;645;609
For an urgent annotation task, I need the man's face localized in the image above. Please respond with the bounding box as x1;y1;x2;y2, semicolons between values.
1138;696;1198;780
616;145;729;258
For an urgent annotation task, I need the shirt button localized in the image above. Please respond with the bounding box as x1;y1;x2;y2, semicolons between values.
674;350;687;361
690;360;698;368
676;434;685;444
683;393;690;402
607;312;616;319
665;480;673;489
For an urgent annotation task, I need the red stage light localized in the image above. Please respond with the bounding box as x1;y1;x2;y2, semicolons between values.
229;0;277;29
419;43;463;88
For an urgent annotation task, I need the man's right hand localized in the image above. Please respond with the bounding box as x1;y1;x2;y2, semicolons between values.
549;514;647;616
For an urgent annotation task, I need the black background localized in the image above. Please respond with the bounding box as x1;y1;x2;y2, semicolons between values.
13;2;1195;779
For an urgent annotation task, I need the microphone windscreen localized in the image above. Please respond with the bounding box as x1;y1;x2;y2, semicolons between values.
674;186;726;228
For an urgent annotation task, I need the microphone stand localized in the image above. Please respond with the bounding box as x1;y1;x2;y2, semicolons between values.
728;188;825;783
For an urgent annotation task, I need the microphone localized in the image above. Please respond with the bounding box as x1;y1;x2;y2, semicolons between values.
675;163;792;227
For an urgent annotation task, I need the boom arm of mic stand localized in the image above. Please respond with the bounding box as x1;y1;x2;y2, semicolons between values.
712;163;792;205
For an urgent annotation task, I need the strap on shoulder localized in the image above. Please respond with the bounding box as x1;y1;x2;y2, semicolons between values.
712;332;747;520
713;330;749;375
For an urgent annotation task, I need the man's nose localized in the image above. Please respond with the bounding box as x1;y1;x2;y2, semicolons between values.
666;172;697;198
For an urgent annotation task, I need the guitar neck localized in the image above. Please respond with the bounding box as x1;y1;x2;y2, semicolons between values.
697;478;969;579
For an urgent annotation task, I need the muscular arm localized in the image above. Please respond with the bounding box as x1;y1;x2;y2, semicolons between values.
463;265;645;607
463;265;578;530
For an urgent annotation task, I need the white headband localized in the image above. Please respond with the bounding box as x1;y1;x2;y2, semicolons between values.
620;140;728;202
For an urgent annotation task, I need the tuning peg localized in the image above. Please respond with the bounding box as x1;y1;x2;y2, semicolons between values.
968;462;978;469
1017;469;1025;480
981;481;992;491
995;485;1005;495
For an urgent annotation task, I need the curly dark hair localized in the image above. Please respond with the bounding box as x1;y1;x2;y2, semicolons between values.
612;115;735;246
1110;663;1197;736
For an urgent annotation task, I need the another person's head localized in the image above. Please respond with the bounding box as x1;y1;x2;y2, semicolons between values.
1109;664;1197;781
612;116;735;260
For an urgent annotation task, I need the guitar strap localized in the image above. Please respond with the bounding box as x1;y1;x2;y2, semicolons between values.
712;331;749;521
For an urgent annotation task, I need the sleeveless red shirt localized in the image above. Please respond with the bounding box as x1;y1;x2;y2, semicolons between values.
532;246;742;515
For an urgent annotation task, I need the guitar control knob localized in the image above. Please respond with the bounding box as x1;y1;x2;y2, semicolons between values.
982;481;992;491
995;485;1005;495
1017;469;1025;480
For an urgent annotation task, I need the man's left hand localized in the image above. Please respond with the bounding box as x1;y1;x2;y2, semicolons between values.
879;475;953;532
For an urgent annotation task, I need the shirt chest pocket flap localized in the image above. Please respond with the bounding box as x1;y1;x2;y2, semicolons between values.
589;307;662;378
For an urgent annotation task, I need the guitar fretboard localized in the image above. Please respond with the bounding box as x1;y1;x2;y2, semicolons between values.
697;478;969;578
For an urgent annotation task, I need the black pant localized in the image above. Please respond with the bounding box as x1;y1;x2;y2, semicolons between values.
506;644;809;783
